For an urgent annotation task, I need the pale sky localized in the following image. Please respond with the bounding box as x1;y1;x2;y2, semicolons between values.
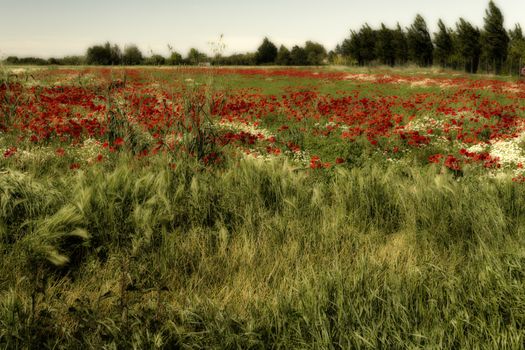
1;0;524;58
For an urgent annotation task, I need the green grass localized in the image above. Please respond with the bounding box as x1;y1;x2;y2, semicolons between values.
1;154;525;349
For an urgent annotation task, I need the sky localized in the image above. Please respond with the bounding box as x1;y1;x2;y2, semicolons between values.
1;0;524;58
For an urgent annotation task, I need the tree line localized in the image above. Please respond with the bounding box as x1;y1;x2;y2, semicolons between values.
3;39;328;67
336;1;524;74
3;1;524;75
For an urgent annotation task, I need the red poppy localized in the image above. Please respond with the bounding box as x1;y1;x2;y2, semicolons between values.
114;137;125;147
3;147;17;158
55;147;65;157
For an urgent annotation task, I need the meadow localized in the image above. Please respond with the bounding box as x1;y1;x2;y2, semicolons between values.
1;65;525;349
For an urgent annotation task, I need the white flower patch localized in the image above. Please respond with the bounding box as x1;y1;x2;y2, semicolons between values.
488;133;525;166
242;148;311;167
16;147;55;164
467;131;525;176
80;138;104;163
403;114;445;132
218;120;274;139
218;121;312;166
284;149;311;166
241;149;278;162
410;78;434;88
344;74;378;82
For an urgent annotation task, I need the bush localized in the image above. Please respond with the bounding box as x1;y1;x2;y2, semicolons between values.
86;42;122;65
144;54;165;66
255;37;278;65
122;45;143;65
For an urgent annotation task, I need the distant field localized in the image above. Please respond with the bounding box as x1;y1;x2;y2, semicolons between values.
1;66;525;348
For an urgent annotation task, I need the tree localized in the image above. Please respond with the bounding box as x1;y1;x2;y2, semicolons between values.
434;19;453;67
407;14;434;67
61;56;85;65
357;24;377;65
86;42;121;65
213;53;255;66
109;44;122;65
339;35;354;60
375;24;395;66
122;45;143;65
86;44;111;65
5;56;19;64
456;18;481;73
168;51;183;65
481;0;509;74
304;41;327;65
187;48;207;65
290;46;308;65
392;23;409;65
343;24;377;66
507;24;525;74
276;45;292;65
255;37;278;64
145;54;166;66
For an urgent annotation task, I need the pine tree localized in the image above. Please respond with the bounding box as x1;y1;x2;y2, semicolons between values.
507;24;525;75
375;24;395;66
434;19;453;68
358;24;377;65
341;30;360;64
509;24;524;42
392;23;409;65
340;24;377;66
481;0;509;74
456;18;481;73
407;14;434;67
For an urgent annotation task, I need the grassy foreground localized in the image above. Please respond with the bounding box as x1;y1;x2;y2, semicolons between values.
1;66;525;348
1;153;525;349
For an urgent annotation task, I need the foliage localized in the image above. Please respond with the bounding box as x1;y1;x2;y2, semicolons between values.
167;51;183;65
375;24;395;66
212;53;255;66
343;24;377;65
144;54;166;66
3;56;48;65
187;48;208;65
434;19;453;67
481;0;509;74
86;42;122;65
407;14;434;67
456;18;482;73
304;41;327;65
276;45;292;66
507;24;525;74
122;45;144;65
290;45;308;65
392;23;409;65
255;37;278;65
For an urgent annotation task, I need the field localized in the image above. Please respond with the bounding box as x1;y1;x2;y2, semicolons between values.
1;65;525;348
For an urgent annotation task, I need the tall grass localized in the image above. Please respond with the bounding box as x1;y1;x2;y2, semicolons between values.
1;153;524;348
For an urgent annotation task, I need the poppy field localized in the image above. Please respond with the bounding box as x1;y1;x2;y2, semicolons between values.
1;66;525;348
2;66;525;176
